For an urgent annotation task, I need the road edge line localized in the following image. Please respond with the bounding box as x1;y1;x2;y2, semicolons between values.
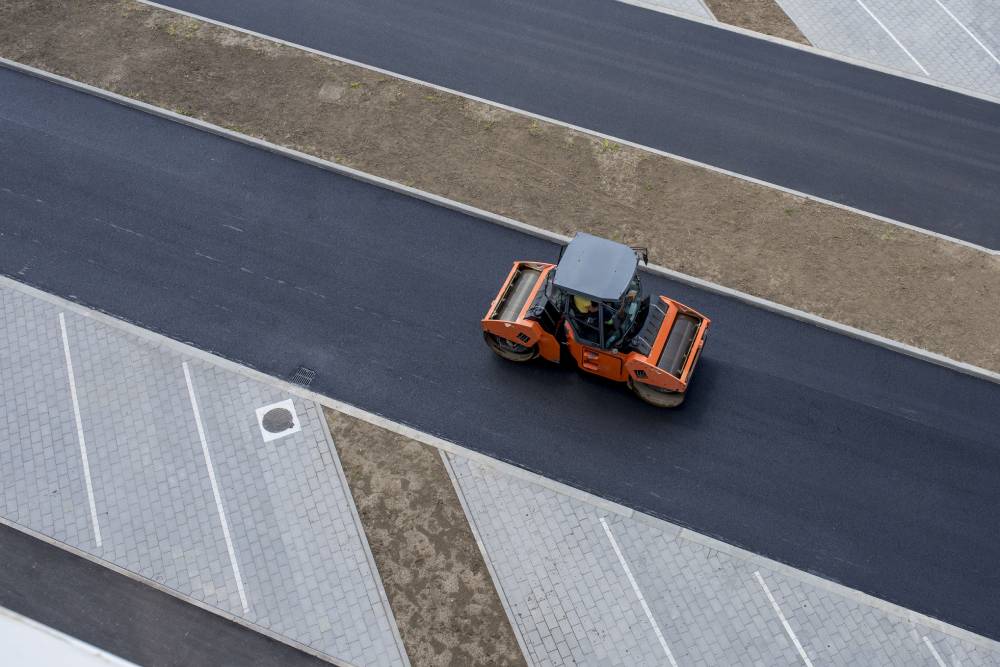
2;274;998;652
0;516;355;667
2;57;996;384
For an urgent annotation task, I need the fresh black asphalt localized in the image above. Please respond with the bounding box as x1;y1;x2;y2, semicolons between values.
2;69;999;641
154;0;1000;248
0;523;330;667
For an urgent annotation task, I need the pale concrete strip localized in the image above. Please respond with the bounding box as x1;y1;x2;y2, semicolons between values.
5;275;1000;655
3;58;996;386
57;313;102;548
754;570;815;667
0;605;138;667
601;517;680;667
181;362;250;615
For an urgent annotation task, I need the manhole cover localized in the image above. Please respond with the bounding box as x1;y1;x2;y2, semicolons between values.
261;407;295;433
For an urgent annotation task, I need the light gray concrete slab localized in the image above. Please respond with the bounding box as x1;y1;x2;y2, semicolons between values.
774;0;1000;98
0;284;407;667
448;453;1000;666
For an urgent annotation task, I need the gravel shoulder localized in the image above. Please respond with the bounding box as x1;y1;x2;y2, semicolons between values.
704;0;811;44
325;409;526;667
0;0;996;372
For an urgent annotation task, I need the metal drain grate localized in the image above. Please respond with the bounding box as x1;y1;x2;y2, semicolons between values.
289;365;316;388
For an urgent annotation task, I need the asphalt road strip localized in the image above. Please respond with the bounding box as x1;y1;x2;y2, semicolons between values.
2;57;994;386
3;4;996;374
134;0;1000;250
2;63;997;638
0;522;331;667
3;273;996;654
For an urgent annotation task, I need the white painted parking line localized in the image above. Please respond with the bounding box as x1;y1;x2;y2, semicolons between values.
754;570;815;667
931;0;1000;67
855;0;930;75
600;517;680;667
58;313;102;548
182;362;250;614
923;635;948;666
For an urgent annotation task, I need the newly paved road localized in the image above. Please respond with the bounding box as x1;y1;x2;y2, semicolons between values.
1;69;998;641
154;0;1000;248
0;524;330;667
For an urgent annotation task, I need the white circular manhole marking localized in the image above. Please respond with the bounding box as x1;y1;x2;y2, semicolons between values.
255;399;302;442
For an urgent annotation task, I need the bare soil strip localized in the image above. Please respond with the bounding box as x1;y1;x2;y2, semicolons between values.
1;0;996;371
704;0;811;44
325;409;527;667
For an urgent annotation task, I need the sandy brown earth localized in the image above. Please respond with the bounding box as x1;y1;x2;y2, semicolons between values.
704;0;811;44
1;0;997;372
326;409;526;667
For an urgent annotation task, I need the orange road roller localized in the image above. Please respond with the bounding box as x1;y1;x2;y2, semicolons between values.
482;233;710;407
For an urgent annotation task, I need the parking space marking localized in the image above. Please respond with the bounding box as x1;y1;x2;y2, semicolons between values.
855;0;929;74
58;313;102;548
922;635;948;666
754;570;815;667
600;517;680;667
182;362;250;614
932;0;1000;67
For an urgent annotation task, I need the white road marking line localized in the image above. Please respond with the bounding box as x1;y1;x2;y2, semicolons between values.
600;517;680;667
58;312;102;548
754;570;815;667
855;0;929;75
182;362;250;614
923;635;948;666
932;0;1000;67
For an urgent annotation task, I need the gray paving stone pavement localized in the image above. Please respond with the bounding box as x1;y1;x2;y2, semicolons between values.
0;284;407;667
448;453;1000;666
774;0;1000;98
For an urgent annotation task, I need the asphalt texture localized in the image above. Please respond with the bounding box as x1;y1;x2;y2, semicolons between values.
1;69;999;641
0;524;331;667
152;0;1000;248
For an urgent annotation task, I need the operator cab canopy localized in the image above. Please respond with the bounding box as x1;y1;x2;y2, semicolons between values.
553;233;639;302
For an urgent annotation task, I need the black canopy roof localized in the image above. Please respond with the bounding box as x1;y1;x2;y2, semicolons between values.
553;233;639;301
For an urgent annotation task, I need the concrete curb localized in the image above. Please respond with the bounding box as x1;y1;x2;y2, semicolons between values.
129;0;1000;255
314;402;411;667
2;57;996;384
0;515;354;667
438;451;537;667
1;274;998;653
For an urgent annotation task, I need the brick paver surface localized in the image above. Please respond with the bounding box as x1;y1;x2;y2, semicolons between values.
774;0;1000;98
0;284;407;667
449;454;1000;666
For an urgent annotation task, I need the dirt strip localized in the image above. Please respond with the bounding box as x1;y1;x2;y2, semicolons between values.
325;409;526;667
704;0;811;44
1;0;997;372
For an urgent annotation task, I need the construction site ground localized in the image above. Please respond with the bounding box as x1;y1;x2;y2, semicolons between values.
3;278;998;666
1;0;996;372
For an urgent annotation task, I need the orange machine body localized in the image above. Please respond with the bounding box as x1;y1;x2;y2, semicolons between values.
481;245;710;405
